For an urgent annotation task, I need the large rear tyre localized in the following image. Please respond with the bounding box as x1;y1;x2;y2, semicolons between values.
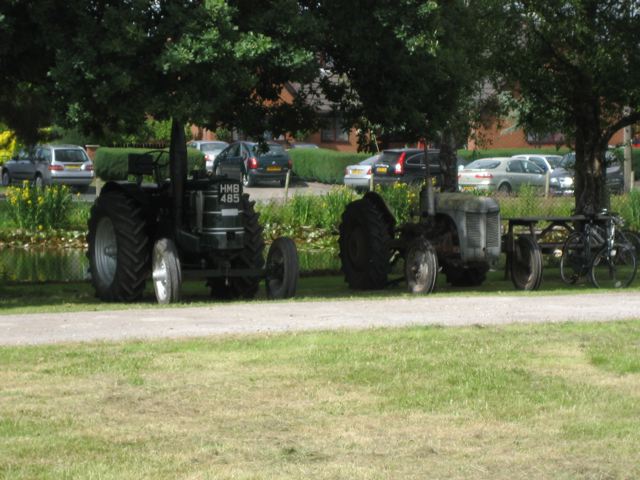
87;190;150;301
339;198;393;289
590;244;637;289
152;238;182;304
266;237;299;299
405;238;438;294
208;194;264;299
510;235;543;290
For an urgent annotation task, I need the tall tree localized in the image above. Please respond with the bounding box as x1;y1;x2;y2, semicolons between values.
309;0;496;191
492;0;640;213
0;0;318;144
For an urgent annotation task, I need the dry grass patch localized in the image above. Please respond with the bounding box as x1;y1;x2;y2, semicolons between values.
1;323;640;479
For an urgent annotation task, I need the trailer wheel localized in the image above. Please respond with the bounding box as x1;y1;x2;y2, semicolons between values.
339;198;392;289
88;190;150;301
208;194;264;299
152;238;182;304
266;237;299;299
405;238;438;294
444;266;487;287
510;235;543;290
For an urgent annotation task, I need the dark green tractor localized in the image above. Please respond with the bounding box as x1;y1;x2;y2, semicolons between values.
87;120;298;304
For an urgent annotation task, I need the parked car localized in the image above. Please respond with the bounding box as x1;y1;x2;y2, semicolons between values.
458;157;545;194
215;141;292;187
343;154;382;191
549;151;624;196
187;140;229;172
1;144;94;191
510;154;563;173
372;148;444;186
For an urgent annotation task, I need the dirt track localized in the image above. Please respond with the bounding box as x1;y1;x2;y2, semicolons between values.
1;291;639;345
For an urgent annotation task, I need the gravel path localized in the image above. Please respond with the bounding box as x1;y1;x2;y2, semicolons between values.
1;291;640;346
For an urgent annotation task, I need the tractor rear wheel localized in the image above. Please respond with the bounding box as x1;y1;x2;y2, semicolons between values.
208;194;264;299
87;190;150;301
339;198;393;289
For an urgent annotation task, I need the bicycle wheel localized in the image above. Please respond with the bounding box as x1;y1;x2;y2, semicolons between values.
559;232;589;284
590;243;637;288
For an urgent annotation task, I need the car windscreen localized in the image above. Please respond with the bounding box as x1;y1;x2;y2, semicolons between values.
560;154;575;169
466;159;501;169
200;143;227;152
252;144;286;156
546;156;562;168
55;149;88;163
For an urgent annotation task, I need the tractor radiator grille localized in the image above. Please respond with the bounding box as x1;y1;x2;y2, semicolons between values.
465;211;501;250
466;213;482;248
486;212;501;249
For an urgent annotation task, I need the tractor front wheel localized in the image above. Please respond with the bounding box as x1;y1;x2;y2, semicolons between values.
152;238;182;304
266;237;299;299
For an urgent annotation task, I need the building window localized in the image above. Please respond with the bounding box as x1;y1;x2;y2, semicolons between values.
321;116;349;143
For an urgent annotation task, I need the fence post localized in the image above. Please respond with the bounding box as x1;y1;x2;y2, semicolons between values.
544;170;550;198
284;170;291;203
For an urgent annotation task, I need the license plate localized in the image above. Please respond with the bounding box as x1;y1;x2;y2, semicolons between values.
266;166;282;172
461;186;475;192
350;168;366;175
65;164;80;170
219;182;240;205
375;166;388;174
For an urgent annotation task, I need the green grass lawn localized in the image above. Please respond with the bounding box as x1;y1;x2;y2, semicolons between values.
1;321;639;479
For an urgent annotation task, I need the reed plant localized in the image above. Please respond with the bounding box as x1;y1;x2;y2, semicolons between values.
5;182;73;231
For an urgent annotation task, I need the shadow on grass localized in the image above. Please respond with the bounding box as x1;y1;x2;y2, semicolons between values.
1;263;635;315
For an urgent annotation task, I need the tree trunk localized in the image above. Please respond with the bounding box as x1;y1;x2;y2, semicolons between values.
574;126;607;215
438;129;459;193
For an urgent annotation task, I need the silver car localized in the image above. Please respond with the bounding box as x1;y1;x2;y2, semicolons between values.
187;140;229;172
2;144;94;191
458;157;545;194
510;154;562;173
343;154;381;190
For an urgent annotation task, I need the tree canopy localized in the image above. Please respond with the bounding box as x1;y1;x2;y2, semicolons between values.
0;0;318;144
491;0;640;212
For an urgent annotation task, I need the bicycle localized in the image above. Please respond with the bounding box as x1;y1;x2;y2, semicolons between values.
560;211;637;287
559;213;605;284
589;214;637;288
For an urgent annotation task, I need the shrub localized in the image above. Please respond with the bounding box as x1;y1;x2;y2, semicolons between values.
375;183;420;224
95;147;204;181
457;147;570;162
5;182;73;230
289;148;369;184
0;130;16;165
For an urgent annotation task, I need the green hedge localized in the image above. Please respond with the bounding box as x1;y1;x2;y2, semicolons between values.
95;147;204;181
290;148;369;184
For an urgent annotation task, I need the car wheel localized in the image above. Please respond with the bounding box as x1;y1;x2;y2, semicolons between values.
33;175;44;189
1;170;10;187
242;173;255;187
498;183;512;194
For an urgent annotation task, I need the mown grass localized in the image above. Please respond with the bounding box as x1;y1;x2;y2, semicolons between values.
1;321;639;479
